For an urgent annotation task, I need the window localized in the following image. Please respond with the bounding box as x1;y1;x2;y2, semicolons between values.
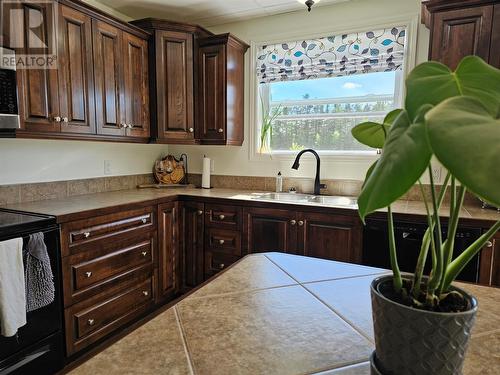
256;26;407;155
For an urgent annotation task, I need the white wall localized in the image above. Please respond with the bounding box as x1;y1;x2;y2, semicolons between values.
0;1;165;186
169;0;430;180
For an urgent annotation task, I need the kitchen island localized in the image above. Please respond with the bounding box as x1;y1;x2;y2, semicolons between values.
69;253;500;375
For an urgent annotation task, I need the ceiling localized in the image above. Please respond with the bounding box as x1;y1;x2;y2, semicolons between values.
93;0;350;27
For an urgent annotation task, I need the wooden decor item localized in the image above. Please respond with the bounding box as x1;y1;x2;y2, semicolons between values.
153;155;186;185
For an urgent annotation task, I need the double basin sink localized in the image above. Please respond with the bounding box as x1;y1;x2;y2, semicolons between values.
252;192;358;208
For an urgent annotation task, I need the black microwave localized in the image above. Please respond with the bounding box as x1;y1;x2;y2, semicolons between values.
0;47;20;129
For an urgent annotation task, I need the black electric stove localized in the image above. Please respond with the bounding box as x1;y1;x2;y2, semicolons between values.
0;209;64;375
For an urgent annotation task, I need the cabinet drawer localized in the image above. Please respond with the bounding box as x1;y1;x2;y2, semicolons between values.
205;228;241;256
205;204;241;229
66;277;154;355
62;206;155;256
73;239;153;291
205;251;240;277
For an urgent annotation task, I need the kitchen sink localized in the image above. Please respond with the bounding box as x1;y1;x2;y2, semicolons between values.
252;193;357;208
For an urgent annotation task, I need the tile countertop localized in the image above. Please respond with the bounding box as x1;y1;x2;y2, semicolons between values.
69;253;500;375
2;187;499;225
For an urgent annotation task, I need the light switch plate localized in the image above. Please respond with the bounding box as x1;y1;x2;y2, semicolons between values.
104;160;112;175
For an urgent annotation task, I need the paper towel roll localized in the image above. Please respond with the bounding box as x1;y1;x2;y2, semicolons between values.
202;156;211;189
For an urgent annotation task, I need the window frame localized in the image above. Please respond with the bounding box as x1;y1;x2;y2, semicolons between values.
248;15;419;162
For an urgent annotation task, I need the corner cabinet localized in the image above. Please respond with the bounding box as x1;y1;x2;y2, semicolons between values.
479;230;500;287
197;34;249;146
422;0;500;69
3;0;150;142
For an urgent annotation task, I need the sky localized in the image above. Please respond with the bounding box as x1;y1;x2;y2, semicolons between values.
270;71;396;101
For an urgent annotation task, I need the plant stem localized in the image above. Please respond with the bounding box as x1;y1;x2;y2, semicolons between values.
427;166;443;296
387;206;403;293
439;184;466;294
442;220;500;291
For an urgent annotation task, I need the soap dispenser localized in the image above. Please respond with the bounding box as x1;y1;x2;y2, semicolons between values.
276;171;283;193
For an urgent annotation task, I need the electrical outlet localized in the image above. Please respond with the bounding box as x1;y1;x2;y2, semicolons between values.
104;160;112;175
431;166;442;184
210;159;215;173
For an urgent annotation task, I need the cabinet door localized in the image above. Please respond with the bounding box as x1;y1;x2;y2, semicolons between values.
490;4;500;68
430;5;493;69
92;20;125;136
122;32;150;139
158;202;179;301
12;2;60;133
58;4;96;134
479;231;500;287
197;43;226;142
181;202;205;290
243;207;297;254
156;30;194;142
297;212;362;263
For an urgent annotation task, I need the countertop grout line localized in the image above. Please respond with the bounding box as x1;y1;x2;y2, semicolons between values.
264;254;375;346
471;326;500;338
300;271;390;285
184;282;300;300
174;306;197;375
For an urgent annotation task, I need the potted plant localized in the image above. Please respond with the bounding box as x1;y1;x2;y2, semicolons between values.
351;56;500;375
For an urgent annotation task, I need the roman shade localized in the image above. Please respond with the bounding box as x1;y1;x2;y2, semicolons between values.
257;26;407;84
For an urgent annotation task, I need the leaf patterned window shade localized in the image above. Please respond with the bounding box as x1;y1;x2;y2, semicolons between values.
257;26;407;84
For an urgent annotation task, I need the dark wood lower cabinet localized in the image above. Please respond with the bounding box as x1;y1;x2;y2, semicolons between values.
479;231;500;287
157;202;179;302
181;201;205;290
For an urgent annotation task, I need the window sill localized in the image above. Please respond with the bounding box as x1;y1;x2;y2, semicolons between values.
250;150;379;163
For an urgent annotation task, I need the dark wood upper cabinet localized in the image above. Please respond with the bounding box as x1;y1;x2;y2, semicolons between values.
58;4;96;134
197;34;249;146
297;212;363;264
423;0;499;69
9;2;60;134
122;32;150;139
92;20;126;136
158;202;179;302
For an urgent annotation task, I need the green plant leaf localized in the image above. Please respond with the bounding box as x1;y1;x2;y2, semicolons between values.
357;107;433;221
405;56;500;121
426;96;500;206
351;109;402;148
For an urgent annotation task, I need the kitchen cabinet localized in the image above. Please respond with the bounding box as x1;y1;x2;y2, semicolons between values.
298;212;363;263
422;0;500;69
197;34;249;145
181;201;205;290
479;231;500;287
3;0;150;142
157;202;180;302
58;4;96;134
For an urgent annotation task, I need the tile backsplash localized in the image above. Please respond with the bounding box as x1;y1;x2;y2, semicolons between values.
0;173;478;205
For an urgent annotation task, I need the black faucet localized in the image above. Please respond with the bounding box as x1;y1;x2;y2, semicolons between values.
291;149;326;195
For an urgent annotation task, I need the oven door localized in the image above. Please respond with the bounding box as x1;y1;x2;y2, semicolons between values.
0;228;62;364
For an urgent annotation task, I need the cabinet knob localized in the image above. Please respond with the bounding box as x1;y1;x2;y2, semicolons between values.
219;263;225;269
87;318;95;326
141;218;147;224
298;220;304;226
85;271;92;278
127;124;133;129
290;220;296;226
218;214;225;220
218;239;225;245
83;232;91;238
142;290;149;296
62;117;69;123
120;123;127;129
485;241;493;248
54;116;61;122
218;128;223;133
189;127;194;133
197;210;203;216
141;251;148;257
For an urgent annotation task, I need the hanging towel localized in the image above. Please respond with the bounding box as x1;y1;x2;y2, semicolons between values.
0;238;26;337
24;232;55;312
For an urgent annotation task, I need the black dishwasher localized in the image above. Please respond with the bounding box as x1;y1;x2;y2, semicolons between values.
363;219;481;282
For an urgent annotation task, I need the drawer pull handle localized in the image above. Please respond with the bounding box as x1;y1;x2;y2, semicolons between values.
290;220;296;226
142;291;149;296
83;232;91;238
486;241;493;248
298;220;304;226
62;117;69;123
197;210;203;216
54;116;61;122
87;319;95;326
218;239;225;245
85;271;92;278
141;218;147;224
218;214;225;220
141;251;148;257
219;263;225;269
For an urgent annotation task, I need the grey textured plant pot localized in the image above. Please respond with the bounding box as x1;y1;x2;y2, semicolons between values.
370;275;478;375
